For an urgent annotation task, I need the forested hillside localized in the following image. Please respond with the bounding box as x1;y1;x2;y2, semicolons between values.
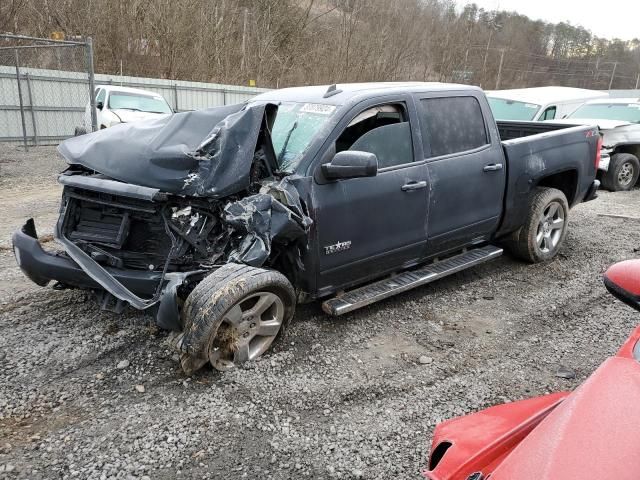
3;0;639;89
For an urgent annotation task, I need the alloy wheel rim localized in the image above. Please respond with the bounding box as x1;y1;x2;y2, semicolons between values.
536;201;564;253
209;291;284;371
618;161;635;187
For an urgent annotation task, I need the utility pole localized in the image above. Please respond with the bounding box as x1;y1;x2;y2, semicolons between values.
240;8;248;75
635;72;640;90
593;57;600;89
480;29;493;88
495;48;505;89
608;61;618;90
462;46;470;81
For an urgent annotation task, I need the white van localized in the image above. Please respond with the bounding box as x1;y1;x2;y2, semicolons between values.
487;86;608;122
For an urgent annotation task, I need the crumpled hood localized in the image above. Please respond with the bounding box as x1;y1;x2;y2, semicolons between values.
600;122;640;149
111;109;169;123
58;103;273;198
546;118;640;149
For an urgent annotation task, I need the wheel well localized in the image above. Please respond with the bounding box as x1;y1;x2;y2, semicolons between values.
614;145;640;159
428;441;452;470
536;170;577;204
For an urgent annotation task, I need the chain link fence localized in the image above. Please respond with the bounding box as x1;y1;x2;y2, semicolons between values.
0;34;96;150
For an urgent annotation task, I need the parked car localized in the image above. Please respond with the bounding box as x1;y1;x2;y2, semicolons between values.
560;97;640;191
75;85;173;135
422;258;640;480
487;86;607;121
12;82;600;374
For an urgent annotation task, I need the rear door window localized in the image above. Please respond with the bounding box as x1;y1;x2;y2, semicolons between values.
420;97;488;158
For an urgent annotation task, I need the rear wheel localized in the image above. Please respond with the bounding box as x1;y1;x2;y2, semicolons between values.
506;187;569;263
602;153;639;191
179;264;296;374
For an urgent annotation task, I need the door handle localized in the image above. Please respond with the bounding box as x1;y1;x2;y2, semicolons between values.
401;181;427;191
483;163;504;172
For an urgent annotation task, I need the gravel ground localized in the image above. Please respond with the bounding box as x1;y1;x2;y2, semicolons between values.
1;144;640;479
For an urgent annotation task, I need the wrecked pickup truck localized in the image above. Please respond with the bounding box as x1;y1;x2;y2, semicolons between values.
12;82;600;374
554;97;640;191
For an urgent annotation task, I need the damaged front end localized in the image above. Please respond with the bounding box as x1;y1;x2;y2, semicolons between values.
12;102;312;335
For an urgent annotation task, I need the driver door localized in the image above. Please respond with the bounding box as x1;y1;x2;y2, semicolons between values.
311;97;430;294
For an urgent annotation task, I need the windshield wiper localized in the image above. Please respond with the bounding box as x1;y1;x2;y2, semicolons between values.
115;107;143;112
277;120;298;164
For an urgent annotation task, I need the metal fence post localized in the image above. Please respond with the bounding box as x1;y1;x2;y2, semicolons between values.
14;49;29;151
173;83;179;112
25;73;38;146
86;37;98;132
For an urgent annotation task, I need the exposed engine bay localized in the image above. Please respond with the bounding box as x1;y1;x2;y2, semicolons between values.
50;102;313;329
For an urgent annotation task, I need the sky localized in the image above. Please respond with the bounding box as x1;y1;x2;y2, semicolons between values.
456;0;639;41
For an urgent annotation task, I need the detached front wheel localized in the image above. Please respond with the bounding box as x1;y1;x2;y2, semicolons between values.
179;264;296;374
507;187;569;263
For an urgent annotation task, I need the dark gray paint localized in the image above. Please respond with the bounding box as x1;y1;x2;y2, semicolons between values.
13;83;600;326
57;103;270;198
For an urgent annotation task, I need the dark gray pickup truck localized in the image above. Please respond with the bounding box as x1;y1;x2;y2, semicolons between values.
12;82;600;373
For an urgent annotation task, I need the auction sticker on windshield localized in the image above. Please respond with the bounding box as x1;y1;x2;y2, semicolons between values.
300;103;336;115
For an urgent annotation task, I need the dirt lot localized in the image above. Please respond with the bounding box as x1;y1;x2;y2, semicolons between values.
1;144;639;479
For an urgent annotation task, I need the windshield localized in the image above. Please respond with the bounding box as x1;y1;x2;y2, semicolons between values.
108;91;173;114
270;102;336;172
568;103;640;123
487;97;540;121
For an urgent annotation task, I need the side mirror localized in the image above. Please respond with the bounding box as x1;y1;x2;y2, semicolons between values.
321;150;378;180
604;260;640;312
96;101;104;110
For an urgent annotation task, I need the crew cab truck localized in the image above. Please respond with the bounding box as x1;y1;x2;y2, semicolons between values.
11;82;600;374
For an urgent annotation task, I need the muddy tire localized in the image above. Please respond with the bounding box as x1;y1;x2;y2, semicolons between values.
601;153;640;191
179;263;296;374
506;187;569;263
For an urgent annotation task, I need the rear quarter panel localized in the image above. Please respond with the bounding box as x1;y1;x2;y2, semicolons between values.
497;124;599;236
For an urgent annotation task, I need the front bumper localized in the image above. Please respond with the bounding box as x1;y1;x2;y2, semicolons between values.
583;179;600;202
11;219;190;330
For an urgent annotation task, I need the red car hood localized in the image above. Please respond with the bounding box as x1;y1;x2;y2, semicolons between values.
423;392;569;480
424;325;640;480
492;355;640;479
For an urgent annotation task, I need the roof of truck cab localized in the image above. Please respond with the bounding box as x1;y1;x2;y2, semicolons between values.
251;82;480;105
487;86;608;105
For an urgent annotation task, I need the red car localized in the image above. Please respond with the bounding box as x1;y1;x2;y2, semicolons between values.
423;259;640;480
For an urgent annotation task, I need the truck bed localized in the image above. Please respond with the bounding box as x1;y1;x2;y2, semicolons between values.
496;120;580;140
495;120;599;237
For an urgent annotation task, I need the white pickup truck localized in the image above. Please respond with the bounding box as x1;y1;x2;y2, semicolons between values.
557;97;640;191
76;85;173;135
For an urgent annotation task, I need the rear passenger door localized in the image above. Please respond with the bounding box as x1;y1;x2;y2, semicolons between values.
417;93;506;252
